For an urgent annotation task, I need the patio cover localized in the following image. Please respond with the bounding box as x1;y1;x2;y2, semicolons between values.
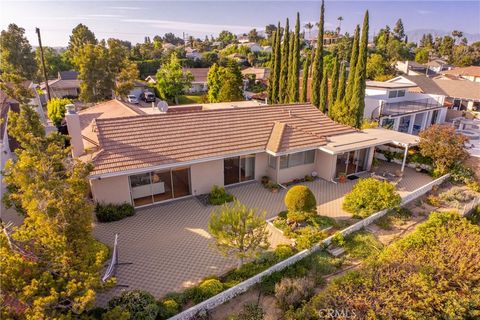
320;128;420;154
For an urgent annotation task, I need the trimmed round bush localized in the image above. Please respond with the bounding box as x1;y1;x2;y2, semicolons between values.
342;178;401;218
284;185;317;214
95;202;134;222
190;278;224;303
108;290;158;320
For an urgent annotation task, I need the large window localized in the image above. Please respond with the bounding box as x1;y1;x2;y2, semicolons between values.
278;150;315;170
224;154;255;185
268;155;276;169
388;90;406;99
130;168;191;207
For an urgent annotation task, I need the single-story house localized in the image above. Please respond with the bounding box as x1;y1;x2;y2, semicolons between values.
40;71;81;99
66;103;419;208
439;66;480;83
243;42;263;53
241;67;270;83
365;78;447;135
184;68;209;93
426;59;452;73
185;47;202;60
394;61;436;76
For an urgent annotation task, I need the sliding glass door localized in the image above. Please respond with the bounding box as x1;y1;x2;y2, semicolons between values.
224;154;255;185
130;168;191;207
335;148;370;178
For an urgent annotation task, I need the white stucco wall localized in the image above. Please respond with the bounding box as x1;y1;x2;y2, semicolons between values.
254;152;268;180
277;163;316;184
314;150;336;181
90;175;132;205
190;159;224;195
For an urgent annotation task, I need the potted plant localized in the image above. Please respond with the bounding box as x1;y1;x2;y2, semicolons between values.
261;175;270;186
338;172;347;183
415;164;422;172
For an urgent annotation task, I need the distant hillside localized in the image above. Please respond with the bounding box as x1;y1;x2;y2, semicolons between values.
405;29;480;44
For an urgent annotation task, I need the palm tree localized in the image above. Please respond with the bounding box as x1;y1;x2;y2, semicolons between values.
337;16;344;34
304;22;314;40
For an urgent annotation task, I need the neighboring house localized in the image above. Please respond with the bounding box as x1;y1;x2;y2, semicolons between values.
394;61;436;76
163;43;177;51
243;42;263;53
39;71;81;99
66;103;419;208
183;68;209;93
127;81;150;99
241;67;270;83
238;36;250;44
364;79;447;135
228;53;247;63
262;46;272;53
439;66;480;83
426;59;452;73
389;74;480;112
307;33;341;47
185;47;202;60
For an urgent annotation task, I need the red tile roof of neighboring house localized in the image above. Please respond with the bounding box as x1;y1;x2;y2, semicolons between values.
183;68;209;83
440;66;480;77
90;104;356;176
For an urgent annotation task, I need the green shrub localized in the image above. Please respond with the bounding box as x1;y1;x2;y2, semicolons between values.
343;231;383;260
95;202;135;222
237;303;264;320
342;178;401;218
278;210;288;219
295;226;326;250
274;276;315;310
273;244;295;261
108;290;158;320
331;232;346;247
47;97;71;127
426;194;441;207
188;278;224;303
286;210;313;222
208;185;234;205
285;185;317;214
157;298;180;319
101;306;130;320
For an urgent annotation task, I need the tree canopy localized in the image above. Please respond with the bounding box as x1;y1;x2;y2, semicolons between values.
156;52;193;104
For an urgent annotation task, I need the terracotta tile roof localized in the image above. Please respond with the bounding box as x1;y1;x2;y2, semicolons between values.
440;66;480;77
91;104;356;176
183;68;209;83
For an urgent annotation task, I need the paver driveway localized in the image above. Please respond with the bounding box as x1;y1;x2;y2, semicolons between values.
94;164;432;303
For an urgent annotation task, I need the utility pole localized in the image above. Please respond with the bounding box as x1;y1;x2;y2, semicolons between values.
36;27;51;102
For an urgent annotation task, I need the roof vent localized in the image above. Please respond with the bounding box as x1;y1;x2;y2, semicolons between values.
289;110;292;117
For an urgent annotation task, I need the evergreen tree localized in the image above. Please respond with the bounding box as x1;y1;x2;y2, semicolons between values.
0;24;37;79
329;61;346;121
287;31;295;102
319;68;328;113
279;18;290;103
267;29;277;103
310;0;324;107
328;56;339;110
289;12;301;102
207;63;222;102
393;18;405;41
300;53;311;103
344;25;360;104
349;11;369;128
217;60;244;102
271;23;282;104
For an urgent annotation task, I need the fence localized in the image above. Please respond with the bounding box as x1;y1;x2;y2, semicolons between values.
169;174;451;320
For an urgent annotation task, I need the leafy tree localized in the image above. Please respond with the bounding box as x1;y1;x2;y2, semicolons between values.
419;33;434;48
35;47;72;80
217;30;237;48
1;104;109;318
114;59;139;98
366;53;393;81
279;18;290;103
265;24;277;40
217;61;244;102
156;52;193;104
439;35;455;61
248;28;263;43
207;63;222;102
309;212;480;319
162;32;184;45
419;124;469;175
300;52;310;103
414;47;430;64
343;177;401;218
0;23;36;78
310;0;324;108
108;290;159;320
393;18;405;41
330;31;353;62
67;23;97;61
47;97;71;127
208;200;270;266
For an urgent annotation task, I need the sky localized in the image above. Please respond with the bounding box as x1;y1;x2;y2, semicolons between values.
1;0;479;47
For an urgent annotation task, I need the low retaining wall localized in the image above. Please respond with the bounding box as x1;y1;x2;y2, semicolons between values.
169;174;450;320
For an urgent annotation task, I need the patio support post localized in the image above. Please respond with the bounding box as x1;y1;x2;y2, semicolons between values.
401;144;409;172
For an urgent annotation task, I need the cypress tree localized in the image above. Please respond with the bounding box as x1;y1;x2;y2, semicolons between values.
289;12;301;102
330;61;346;121
310;0;324;107
287;31;294;102
350;11;369;128
271;23;282;103
319;68;328;113
329;56;339;109
344;25;360;104
300;52;310;103
279;18;290;103
267;29;277;103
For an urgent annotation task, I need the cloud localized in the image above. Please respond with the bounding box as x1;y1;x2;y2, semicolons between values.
417;10;433;15
109;6;141;10
121;18;261;34
82;14;123;18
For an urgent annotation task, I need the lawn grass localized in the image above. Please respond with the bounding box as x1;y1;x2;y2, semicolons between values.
176;94;206;105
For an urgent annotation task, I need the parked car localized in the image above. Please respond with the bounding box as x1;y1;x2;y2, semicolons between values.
141;91;156;103
127;95;139;104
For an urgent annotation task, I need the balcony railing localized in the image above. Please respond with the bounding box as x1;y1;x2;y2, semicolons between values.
380;98;443;116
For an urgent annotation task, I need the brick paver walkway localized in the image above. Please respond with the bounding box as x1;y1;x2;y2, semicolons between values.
94;164;432;303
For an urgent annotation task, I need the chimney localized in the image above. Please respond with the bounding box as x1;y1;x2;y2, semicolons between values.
65;104;84;158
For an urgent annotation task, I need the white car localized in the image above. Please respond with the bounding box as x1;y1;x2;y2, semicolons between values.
127;95;139;104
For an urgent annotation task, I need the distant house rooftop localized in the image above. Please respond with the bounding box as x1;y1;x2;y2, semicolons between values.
366;81;416;89
440;66;480;78
241;67;270;81
183;68;209;83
